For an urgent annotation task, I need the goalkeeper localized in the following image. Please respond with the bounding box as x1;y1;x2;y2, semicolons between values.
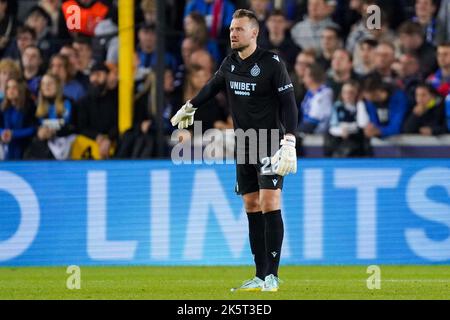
171;9;298;292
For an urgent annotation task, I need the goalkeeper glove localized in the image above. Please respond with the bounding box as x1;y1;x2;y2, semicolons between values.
271;135;297;176
170;101;197;129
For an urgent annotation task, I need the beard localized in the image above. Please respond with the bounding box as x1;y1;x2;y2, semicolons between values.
231;42;249;52
89;82;107;96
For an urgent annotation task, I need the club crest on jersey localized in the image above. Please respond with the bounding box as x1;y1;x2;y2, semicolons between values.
250;64;260;77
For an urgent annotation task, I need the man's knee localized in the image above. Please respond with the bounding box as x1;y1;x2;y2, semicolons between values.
260;190;281;212
243;192;261;212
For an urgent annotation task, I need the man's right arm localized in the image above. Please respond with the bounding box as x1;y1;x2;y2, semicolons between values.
171;62;227;129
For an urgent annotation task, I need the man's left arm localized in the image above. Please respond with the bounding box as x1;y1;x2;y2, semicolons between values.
272;56;298;135
271;57;298;176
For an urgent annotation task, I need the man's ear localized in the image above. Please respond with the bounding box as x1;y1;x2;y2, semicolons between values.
253;27;259;40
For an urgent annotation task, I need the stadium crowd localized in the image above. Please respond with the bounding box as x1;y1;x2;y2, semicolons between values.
0;0;449;160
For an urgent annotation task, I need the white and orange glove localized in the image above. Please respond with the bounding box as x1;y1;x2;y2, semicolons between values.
271;135;297;176
170;101;197;129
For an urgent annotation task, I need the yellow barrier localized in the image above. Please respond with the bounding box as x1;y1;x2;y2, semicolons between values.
118;0;134;134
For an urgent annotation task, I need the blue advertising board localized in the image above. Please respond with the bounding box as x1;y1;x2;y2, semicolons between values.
0;160;449;266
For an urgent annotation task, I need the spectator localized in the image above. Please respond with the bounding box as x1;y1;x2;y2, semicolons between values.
49;54;86;102
395;53;422;106
370;41;399;85
249;0;270;23
140;0;157;25
0;0;17;55
412;0;438;45
436;0;450;44
21;45;44;98
327;49;358;99
346;0;376;53
61;0;110;37
24;6;59;59
183;12;221;64
93;13;119;65
3;25;37;63
184;63;230;133
73;37;96;77
190;49;215;74
72;62;118;160
184;0;236;46
351;11;398;74
136;22;178;78
376;0;410;31
0;78;36;160
428;42;450;96
403;83;448;135
169;47;216;100
105;62;118;91
59;43;90;90
324;80;367;157
117;68;181;158
298;63;333;134
259;9;301;72
291;0;338;52
361;74;408;138
332;0;358;37
0;58;21;103
353;38;377;76
317;26;342;71
39;0;71;40
365;10;398;45
248;0;270;42
24;73;75;159
183;11;207;41
290;49;316;105
398;21;437;78
153;66;181;134
174;36;202;89
269;0;302;26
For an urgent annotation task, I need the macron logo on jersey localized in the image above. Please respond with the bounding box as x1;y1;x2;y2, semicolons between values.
273;55;280;62
229;81;257;96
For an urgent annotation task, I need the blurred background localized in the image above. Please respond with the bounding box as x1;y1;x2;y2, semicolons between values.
0;0;449;161
0;1;449;267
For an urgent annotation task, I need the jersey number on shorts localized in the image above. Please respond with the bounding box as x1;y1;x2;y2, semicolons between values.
260;157;278;176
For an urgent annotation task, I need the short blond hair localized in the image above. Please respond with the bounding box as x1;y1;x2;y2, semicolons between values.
232;9;259;29
0;59;21;80
141;0;156;12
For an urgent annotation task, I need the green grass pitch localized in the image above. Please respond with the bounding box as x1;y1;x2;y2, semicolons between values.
0;266;449;300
